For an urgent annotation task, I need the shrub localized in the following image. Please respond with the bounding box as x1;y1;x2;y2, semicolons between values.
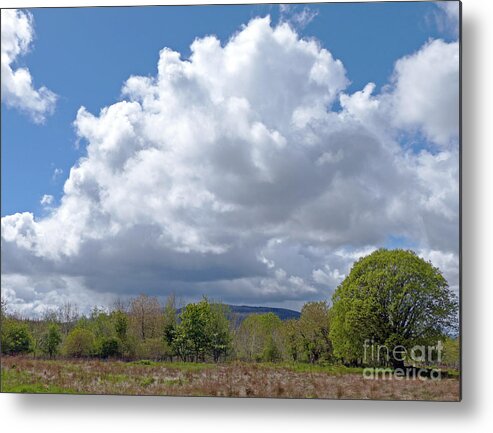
138;338;172;361
1;321;32;355
63;328;95;357
98;337;121;358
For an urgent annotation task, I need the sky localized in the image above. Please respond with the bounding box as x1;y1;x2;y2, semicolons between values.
1;2;460;316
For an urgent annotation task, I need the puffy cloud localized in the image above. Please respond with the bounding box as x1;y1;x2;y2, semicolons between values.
340;39;459;149
389;39;459;147
1;17;459;315
1;9;57;123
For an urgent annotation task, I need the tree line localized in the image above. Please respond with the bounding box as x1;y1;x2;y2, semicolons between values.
0;249;460;368
0;295;334;364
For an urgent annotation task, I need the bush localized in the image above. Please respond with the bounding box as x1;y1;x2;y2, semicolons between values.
64;328;95;357
138;338;172;361
98;337;121;358
1;321;32;355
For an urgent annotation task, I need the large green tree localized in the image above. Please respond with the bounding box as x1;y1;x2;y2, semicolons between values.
173;299;231;362
329;249;458;368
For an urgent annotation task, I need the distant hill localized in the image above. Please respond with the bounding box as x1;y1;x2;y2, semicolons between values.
226;305;300;322
176;304;300;325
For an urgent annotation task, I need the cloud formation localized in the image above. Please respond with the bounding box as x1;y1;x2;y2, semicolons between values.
435;1;460;37
40;194;54;206
279;4;319;30
1;9;57;123
389;39;459;147
1;16;459;315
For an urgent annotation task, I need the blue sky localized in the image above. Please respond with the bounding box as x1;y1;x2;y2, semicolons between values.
1;2;459;314
2;2;455;217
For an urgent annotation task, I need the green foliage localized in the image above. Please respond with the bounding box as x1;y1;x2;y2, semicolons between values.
63;328;96;357
297;301;332;363
173;300;210;361
98;337;121;358
208;303;232;362
163;294;177;345
1;321;32;355
173;299;232;362
138;337;172;361
329;249;459;367
263;336;282;362
72;308;130;358
113;310;128;341
235;313;284;362
90;307;114;340
41;324;62;358
442;337;460;368
282;319;301;362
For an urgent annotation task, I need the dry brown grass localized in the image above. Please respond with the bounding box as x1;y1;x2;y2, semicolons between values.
1;356;460;400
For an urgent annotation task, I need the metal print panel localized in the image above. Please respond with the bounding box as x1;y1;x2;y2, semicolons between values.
0;1;461;401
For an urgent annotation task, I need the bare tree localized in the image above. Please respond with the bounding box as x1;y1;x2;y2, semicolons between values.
112;297;129;313
57;302;80;335
129;295;163;341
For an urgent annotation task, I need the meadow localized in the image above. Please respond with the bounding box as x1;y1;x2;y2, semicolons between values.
1;356;460;400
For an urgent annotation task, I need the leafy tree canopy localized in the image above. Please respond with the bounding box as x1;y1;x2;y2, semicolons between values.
329;249;458;366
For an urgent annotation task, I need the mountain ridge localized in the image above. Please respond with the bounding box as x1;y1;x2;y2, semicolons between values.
177;304;301;323
225;304;300;321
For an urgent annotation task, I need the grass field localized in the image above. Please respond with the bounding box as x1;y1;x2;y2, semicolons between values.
0;356;460;400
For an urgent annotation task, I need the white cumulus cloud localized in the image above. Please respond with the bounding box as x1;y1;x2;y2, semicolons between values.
1;9;57;123
389;39;459;147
